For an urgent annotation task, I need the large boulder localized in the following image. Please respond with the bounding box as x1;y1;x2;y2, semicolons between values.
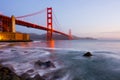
83;52;92;57
34;60;55;69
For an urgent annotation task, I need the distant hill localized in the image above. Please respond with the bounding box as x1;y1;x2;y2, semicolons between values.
71;35;97;40
29;33;97;40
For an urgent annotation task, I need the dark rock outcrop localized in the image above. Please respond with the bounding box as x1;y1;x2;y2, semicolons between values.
34;60;55;69
43;68;67;80
3;64;15;72
20;73;45;80
0;64;21;80
26;69;34;73
83;52;92;57
33;74;45;80
0;64;46;80
20;73;32;80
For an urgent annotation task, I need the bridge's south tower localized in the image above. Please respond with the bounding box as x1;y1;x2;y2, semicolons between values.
47;8;53;40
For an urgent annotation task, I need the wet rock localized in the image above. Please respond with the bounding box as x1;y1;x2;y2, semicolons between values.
0;64;46;80
34;60;55;69
3;64;15;72
33;74;45;80
21;73;45;80
45;61;55;68
43;68;67;80
0;64;21;80
11;49;16;52
0;64;2;68
20;73;32;80
83;52;92;57
26;69;34;73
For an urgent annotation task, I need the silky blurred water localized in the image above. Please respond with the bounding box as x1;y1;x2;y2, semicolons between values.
0;40;120;80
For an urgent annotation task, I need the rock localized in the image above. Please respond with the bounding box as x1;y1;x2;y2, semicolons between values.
11;49;16;52
83;52;92;57
43;68;67;80
0;64;46;80
45;61;55;68
3;64;15;72
33;74;45;80
21;73;45;80
20;73;32;80
0;64;21;80
34;60;55;69
26;69;34;73
0;64;2;68
34;60;42;66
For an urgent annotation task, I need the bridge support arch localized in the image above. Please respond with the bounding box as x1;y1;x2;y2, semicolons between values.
47;7;53;40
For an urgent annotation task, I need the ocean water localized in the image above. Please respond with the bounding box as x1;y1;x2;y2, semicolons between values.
0;40;120;80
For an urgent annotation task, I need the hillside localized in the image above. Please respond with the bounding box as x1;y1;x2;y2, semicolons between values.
29;33;96;40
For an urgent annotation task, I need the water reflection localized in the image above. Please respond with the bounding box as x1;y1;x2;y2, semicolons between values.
0;43;17;49
18;42;32;48
0;40;56;49
47;40;55;48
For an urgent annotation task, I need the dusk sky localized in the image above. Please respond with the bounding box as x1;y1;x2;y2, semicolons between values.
0;0;120;39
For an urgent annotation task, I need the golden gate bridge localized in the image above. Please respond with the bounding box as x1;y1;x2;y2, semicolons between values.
0;7;72;41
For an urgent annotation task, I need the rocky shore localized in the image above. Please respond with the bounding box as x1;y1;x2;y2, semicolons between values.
0;60;56;80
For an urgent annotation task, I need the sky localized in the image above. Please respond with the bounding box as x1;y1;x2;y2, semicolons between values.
0;0;120;39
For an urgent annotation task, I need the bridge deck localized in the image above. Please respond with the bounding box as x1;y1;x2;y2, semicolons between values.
0;15;69;37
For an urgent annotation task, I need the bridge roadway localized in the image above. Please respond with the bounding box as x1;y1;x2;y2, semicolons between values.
0;15;69;37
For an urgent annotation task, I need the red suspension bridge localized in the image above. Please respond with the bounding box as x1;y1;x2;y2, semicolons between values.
0;8;72;40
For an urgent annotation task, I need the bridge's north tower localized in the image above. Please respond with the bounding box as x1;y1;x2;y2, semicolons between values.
69;29;72;40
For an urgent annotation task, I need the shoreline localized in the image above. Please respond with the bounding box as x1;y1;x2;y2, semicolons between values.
0;63;45;80
0;40;33;42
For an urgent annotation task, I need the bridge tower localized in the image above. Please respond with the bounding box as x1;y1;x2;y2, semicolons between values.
69;29;72;40
47;7;53;40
